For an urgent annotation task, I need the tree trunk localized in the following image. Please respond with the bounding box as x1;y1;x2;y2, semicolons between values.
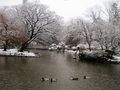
3;40;8;51
88;43;91;51
100;44;104;50
19;43;28;52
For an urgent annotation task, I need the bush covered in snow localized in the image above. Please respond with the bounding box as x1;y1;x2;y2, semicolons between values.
48;42;69;51
79;50;120;63
0;49;36;57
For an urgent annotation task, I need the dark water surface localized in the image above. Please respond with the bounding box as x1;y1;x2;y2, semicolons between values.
0;50;120;90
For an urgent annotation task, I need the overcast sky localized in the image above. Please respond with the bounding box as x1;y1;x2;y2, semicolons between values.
0;0;109;20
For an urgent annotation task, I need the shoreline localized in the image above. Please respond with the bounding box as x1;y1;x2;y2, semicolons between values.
0;49;39;58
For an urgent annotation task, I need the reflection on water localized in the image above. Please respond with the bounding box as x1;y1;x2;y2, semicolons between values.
0;50;119;90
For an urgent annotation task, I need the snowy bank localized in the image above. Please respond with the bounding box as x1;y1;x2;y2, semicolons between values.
79;51;120;63
66;50;76;54
67;50;120;64
0;49;36;57
109;56;120;63
66;50;81;54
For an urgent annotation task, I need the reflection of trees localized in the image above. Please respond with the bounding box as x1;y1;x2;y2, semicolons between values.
0;57;28;70
0;57;40;90
4;57;10;69
16;57;28;64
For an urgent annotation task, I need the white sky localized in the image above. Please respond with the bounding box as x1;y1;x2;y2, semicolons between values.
0;0;108;21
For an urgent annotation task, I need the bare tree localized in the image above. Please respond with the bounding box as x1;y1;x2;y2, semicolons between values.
0;9;21;50
36;16;63;46
65;18;83;47
15;3;60;52
105;1;120;50
88;8;106;50
107;1;120;25
81;21;94;51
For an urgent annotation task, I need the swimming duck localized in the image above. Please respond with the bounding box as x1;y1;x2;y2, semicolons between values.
41;77;45;82
41;77;49;82
50;78;57;82
71;77;79;80
83;76;90;79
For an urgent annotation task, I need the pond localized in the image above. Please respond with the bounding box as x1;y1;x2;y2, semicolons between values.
0;50;120;90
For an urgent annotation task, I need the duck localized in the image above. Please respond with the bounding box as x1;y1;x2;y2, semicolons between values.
83;76;90;79
73;57;77;59
41;77;49;82
83;76;86;79
71;77;79;80
41;77;45;82
50;78;57;82
44;78;50;81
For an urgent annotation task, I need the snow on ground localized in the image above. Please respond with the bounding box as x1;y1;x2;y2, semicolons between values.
113;56;120;60
66;50;76;54
0;49;36;57
66;50;80;54
66;50;95;54
66;50;120;63
112;56;120;62
104;55;120;62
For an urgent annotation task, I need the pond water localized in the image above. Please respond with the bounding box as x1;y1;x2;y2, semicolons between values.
0;50;120;90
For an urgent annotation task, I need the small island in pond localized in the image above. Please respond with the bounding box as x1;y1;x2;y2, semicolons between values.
79;50;120;63
0;49;37;57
